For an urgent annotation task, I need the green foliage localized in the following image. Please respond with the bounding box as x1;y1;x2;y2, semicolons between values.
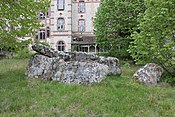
13;47;33;59
128;0;175;77
0;0;50;52
0;39;33;58
1;59;175;116
94;0;145;58
34;40;50;47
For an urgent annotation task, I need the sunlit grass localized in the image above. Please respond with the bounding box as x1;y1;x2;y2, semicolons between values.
0;59;175;116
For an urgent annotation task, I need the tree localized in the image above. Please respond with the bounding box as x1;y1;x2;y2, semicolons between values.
0;0;50;52
94;0;145;58
128;0;175;76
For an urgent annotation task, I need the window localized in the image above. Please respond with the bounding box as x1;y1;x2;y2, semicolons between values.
57;0;64;10
57;18;65;31
46;27;50;38
36;29;45;40
40;29;45;39
57;41;65;51
79;1;85;13
35;32;38;39
79;19;85;32
40;12;45;19
46;8;50;18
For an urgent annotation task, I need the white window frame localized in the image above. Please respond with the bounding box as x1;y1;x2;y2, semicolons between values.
39;29;45;40
57;0;64;10
57;41;65;51
57;18;65;31
79;1;85;13
79;19;85;32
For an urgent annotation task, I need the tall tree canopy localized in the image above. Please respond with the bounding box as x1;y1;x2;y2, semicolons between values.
94;0;145;58
128;0;175;76
0;0;50;52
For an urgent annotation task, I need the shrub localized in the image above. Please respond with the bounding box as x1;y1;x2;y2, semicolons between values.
14;47;33;59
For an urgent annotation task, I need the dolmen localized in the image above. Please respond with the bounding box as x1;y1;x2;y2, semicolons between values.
26;44;122;84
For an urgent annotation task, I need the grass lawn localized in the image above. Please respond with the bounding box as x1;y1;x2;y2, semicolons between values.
0;59;175;116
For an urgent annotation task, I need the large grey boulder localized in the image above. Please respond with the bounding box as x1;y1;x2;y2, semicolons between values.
133;63;164;85
27;55;109;84
26;44;121;84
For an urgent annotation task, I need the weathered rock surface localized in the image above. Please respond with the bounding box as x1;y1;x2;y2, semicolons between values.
26;44;121;84
133;63;164;85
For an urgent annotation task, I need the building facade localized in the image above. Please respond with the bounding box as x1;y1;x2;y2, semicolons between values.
36;0;100;53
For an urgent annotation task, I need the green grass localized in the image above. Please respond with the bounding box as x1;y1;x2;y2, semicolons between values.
1;59;175;116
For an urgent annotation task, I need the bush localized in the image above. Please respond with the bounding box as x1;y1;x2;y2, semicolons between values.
98;49;131;60
34;40;50;47
14;47;33;59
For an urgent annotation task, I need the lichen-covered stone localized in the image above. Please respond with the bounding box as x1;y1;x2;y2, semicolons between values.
52;61;109;84
98;57;121;75
26;55;53;80
133;63;163;85
26;44;122;84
